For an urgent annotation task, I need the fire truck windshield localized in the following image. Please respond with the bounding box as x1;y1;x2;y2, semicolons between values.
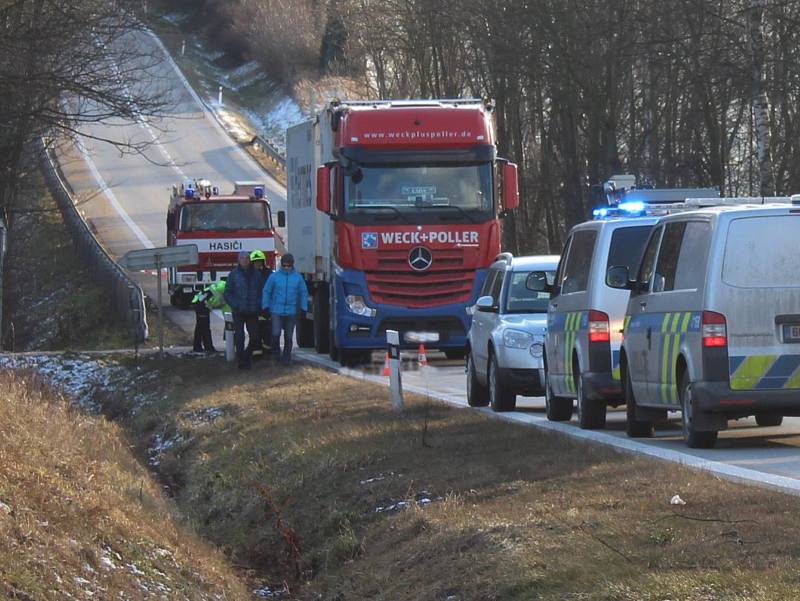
178;202;271;232
344;163;493;224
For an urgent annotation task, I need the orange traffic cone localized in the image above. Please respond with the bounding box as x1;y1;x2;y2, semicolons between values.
382;352;391;376
417;344;428;366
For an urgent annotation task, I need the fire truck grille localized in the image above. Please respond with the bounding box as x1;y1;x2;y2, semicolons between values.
365;249;474;307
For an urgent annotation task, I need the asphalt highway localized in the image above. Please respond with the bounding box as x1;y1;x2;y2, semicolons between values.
62;28;800;495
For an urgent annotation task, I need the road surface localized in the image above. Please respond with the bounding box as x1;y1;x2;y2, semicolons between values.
61;27;800;495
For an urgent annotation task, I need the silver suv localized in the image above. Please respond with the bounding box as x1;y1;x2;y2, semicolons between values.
466;253;559;411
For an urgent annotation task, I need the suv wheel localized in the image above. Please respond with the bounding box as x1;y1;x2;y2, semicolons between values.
576;372;606;429
624;366;653;437
679;371;717;448
488;352;516;412
544;371;572;421
466;351;489;407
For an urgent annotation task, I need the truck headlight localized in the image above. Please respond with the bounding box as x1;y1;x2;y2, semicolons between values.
345;294;376;317
503;329;533;349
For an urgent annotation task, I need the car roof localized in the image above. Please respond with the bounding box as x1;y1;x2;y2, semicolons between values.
656;203;799;222
572;215;660;231
508;255;560;271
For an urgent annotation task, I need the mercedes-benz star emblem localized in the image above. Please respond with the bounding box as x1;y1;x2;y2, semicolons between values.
408;246;433;271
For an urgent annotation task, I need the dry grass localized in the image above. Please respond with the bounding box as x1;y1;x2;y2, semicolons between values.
0;369;250;600
97;355;800;600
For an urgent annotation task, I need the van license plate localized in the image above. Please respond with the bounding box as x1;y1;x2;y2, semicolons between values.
783;325;800;343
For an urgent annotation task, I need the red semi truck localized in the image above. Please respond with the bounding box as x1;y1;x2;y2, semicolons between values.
166;179;284;307
287;99;519;365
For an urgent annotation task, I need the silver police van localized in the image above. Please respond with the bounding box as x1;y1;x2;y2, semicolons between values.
612;202;800;447
466;253;558;411
543;177;719;429
543;216;657;427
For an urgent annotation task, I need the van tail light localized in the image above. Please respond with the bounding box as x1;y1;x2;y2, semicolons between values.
588;310;610;343
702;311;727;347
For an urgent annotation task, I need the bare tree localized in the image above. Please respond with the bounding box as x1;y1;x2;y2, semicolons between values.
0;0;167;220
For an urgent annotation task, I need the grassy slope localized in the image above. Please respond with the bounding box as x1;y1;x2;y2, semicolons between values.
98;355;800;600
0;369;250;600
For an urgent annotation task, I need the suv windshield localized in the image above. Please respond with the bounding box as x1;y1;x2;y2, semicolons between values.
344;162;493;223
504;270;555;313
179;202;271;232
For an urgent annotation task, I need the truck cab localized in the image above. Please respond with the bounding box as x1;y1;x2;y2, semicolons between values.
166;180;280;307
287;99;520;365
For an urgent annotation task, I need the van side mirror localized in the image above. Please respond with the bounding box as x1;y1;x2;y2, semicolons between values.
316;165;332;214
606;265;633;290
502;161;519;212
525;271;553;293
276;210;286;228
475;295;498;313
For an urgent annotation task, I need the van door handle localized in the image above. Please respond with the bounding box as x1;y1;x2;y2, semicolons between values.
639;301;647;308
646;327;652;346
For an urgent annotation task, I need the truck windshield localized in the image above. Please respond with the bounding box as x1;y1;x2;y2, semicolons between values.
344;163;493;222
178;202;271;232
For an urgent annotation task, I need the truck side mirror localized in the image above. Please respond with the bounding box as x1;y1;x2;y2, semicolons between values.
502;162;520;211
277;210;286;228
316;165;332;214
606;265;632;289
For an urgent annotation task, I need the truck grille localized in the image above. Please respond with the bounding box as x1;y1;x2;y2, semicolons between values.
365;249;475;307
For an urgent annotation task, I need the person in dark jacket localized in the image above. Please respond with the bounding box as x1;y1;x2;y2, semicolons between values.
224;251;266;369
190;286;216;353
262;253;308;364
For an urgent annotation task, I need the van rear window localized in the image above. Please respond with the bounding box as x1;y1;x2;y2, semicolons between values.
723;216;800;288
606;225;653;275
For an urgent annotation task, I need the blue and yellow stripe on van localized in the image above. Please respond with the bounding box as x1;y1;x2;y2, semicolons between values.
729;354;800;390
658;311;698;403
626;311;701;403
547;311;587;393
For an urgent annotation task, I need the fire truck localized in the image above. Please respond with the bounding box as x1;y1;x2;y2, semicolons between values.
286;99;520;365
166;178;284;307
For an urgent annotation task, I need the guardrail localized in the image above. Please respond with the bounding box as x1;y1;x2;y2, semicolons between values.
252;135;286;171
38;139;149;345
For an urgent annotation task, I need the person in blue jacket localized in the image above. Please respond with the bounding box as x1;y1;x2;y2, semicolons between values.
262;253;308;364
224;251;267;369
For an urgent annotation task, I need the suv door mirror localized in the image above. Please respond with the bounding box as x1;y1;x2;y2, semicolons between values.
276;210;286;228
476;295;498;313
525;271;553;293
606;265;632;289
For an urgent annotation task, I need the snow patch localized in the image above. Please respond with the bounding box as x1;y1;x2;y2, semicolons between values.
252;583;288;598
148;433;187;467
0;354;128;413
373;491;441;514
183;407;225;426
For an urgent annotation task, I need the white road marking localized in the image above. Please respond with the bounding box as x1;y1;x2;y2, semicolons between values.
75;138;154;249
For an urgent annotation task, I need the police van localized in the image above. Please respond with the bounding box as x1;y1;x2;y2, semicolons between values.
543;177;718;429
611;200;800;448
